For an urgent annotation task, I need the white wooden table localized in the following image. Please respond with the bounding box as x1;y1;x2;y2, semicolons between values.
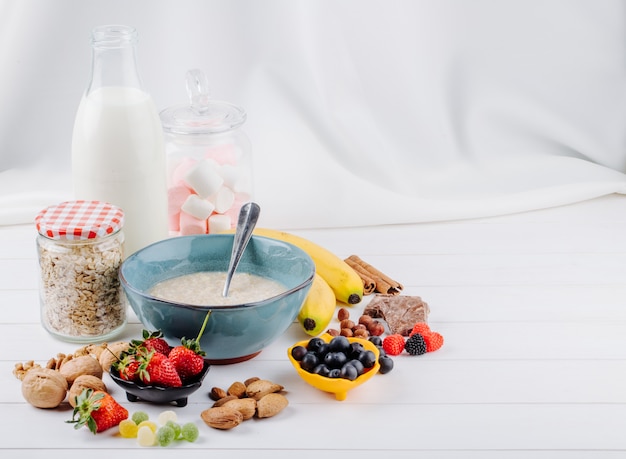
2;194;625;458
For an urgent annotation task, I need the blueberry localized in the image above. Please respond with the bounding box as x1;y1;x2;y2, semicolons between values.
358;350;377;368
313;364;331;377
328;368;342;378
340;363;358;381
346;359;364;376
324;351;348;369
291;345;307;361
348;342;364;358
328;336;351;353
300;352;319;372
368;336;383;347
307;337;326;353
378;355;394;374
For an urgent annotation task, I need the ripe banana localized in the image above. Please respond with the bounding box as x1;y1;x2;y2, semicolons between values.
239;227;363;305
298;273;337;336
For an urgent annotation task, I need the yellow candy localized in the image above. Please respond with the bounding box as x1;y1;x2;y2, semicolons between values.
137;425;156;447
137;420;158;433
118;419;139;438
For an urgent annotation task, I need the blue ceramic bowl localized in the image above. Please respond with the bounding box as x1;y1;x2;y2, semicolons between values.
120;234;315;364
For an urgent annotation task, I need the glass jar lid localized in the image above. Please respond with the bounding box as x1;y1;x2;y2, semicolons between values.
160;69;247;135
35;200;124;240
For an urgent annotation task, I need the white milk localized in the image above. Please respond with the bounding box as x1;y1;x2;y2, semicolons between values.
72;86;169;257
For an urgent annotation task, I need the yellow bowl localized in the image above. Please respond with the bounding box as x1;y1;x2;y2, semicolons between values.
287;334;380;401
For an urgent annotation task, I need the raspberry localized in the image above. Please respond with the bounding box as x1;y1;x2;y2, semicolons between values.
422;332;444;352
410;322;431;337
382;334;405;356
404;333;427;356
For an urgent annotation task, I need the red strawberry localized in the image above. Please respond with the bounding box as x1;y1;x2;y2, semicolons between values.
169;345;204;380
139;351;182;387
68;389;128;434
116;355;140;382
133;329;170;356
168;312;210;380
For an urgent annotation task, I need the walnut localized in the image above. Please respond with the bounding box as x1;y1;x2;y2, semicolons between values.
58;355;103;385
21;368;68;408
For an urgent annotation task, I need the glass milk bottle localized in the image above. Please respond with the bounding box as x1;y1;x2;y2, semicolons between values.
71;25;168;257
160;69;253;236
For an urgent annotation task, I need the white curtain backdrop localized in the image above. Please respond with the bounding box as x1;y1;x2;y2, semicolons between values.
1;0;626;229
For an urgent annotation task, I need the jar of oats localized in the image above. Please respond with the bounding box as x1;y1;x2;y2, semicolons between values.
35;200;126;343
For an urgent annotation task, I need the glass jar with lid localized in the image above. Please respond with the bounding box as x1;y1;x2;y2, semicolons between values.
35;200;126;343
160;69;253;236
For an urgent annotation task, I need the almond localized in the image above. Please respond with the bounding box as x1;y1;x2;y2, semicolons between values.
212;394;238;407
245;379;284;401
209;386;228;401
200;406;244;430
222;397;257;420
256;393;289;418
227;381;247;398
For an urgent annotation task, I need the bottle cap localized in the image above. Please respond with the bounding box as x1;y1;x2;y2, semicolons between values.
35;200;124;240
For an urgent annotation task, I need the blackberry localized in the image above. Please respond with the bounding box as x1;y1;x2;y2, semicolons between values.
404;333;427;355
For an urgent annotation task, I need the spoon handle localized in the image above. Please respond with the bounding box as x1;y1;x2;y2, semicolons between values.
222;202;261;297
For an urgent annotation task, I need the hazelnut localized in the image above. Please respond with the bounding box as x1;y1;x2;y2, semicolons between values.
368;320;385;336
340;328;354;337
337;308;350;321
340;319;355;330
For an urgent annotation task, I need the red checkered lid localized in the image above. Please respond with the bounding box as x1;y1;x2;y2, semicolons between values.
35;200;124;240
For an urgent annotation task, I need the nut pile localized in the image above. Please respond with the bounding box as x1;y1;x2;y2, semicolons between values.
202;377;288;430
326;307;385;338
13;341;130;409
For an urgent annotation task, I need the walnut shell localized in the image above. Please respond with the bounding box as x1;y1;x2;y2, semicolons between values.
98;341;131;373
58;355;103;385
200;406;244;430
21;368;68;409
68;374;107;408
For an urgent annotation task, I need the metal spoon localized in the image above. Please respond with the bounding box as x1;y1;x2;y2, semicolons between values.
222;202;261;297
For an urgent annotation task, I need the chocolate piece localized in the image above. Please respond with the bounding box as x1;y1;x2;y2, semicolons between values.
363;294;429;336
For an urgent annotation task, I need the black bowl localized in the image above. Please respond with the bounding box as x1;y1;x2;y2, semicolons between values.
109;360;211;407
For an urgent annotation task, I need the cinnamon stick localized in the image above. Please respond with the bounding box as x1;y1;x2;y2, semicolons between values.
344;255;403;295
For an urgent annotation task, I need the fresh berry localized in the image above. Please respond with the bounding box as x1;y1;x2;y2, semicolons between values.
169;345;204;380
169;312;210;380
133;329;170;356
378;354;394;374
139;352;182;387
382;334;405;356
422;331;444;352
68;389;129;434
410;322;431;337
113;353;140;382
404;333;427;356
